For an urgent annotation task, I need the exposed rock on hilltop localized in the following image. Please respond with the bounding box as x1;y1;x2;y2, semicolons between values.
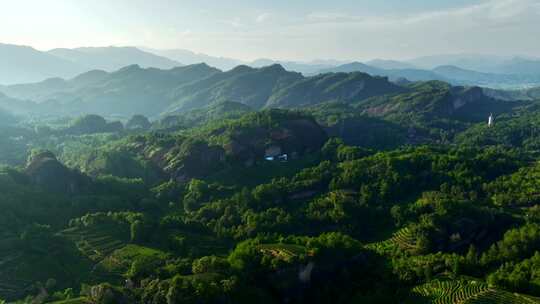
126;115;151;130
360;81;520;123
66;114;124;135
210;110;328;165
129;137;227;183
75;110;328;183
25;151;90;194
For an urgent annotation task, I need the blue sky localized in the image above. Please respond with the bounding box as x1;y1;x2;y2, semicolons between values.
1;0;539;61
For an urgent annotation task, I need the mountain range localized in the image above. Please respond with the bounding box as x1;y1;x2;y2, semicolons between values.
0;63;406;118
406;54;540;75
0;43;86;85
2;42;540;89
249;58;340;75
142;47;243;71
48;46;181;71
318;62;540;89
0;43;181;85
0;59;518;125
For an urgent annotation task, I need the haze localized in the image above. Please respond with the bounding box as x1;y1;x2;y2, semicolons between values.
1;0;539;61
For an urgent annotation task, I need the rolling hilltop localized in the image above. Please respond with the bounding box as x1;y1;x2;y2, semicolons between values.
3;42;540;89
1;46;540;304
0;63;406;117
0;43;181;85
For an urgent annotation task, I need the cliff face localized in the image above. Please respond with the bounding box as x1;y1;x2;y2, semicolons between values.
129;138;227;183
220;117;328;165
25;151;90;194
277;118;328;154
450;87;484;111
360;81;518;123
72;111;328;184
164;141;226;183
449;86;520;122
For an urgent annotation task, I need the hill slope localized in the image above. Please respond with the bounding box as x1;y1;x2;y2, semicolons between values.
0;43;86;85
0;64;409;117
318;62;448;83
143;48;242;71
48;47;182;71
320;61;540;88
0;64;221;117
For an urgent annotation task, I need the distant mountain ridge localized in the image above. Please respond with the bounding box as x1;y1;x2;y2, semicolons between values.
0;43;86;85
483;86;540;101
0;43;181;85
366;59;417;70
0;63;405;118
249;59;339;75
406;54;540;75
142;47;243;71
317;62;449;82
318;62;540;89
2;42;540;89
48;46;182;71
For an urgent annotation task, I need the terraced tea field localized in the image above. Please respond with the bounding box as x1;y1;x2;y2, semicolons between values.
366;227;418;253
60;224;129;262
97;244;169;277
258;243;309;261
412;279;540;303
59;224;130;283
0;234;90;301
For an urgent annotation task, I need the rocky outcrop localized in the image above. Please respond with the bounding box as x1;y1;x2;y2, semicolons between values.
130;138;226;183
126;115;151;130
65;114;124;135
220;117;328;164
25;151;90;194
450;87;484;110
166;142;226;183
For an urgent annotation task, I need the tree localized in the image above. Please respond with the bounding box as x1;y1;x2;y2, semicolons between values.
321;138;344;160
183;179;209;212
130;220;146;243
390;205;404;227
192;256;230;274
465;245;478;266
68;114;108;134
88;284;120;304
126;115;151;130
128;257;159;280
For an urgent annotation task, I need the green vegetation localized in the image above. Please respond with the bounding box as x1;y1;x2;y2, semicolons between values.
2;74;540;303
411;279;540;303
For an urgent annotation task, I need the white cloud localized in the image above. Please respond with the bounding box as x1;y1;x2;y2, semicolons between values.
219;18;245;28
172;0;540;60
303;0;539;26
256;13;271;23
306;12;362;23
3;0;538;61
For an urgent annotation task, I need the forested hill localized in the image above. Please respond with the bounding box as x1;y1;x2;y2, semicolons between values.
3;56;540;304
3;103;540;303
0;63;405;117
0;107;15;126
483;86;540;101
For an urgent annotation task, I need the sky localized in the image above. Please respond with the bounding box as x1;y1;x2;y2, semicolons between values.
1;0;539;61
